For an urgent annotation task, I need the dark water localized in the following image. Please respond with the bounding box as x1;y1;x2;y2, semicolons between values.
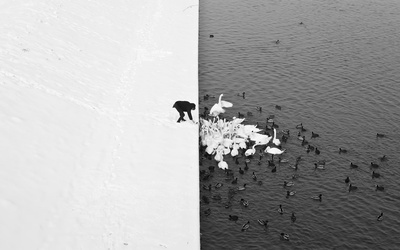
199;0;400;249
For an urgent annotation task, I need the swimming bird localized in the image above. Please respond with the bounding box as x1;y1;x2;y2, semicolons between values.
275;104;282;110
239;167;244;175
231;177;238;184
212;194;222;200
378;155;388;162
244;161;249;171
377;212;383;221
296;123;303;129
209;94;233;116
256;106;262;112
314;163;325;170
209;34;214;38
375;185;385;191
204;208;211;216
202;195;210;204
257;180;263;185
271;166;277;173
315;147;321;155
241;221;250;231
280;233;290;241
291;212;296;223
311;194;322;201
257;219;268;227
350;162;359;168
345;176;350;184
237;92;245;98
349;184;358;192
265;146;286;159
370;162;380;168
275;40;280;44
252;172;257;181
284;181;294;187
286;190;296;197
339;148;348;154
372;171;381;178
272;128;281;146
247;111;253;116
240;198;249;207
238;184;247;191
202;184;212;191
208;166;215;172
268;160;275;167
215;183;223;189
229;215;239;222
311;132;320;138
278;204;284;214
376;133;385;138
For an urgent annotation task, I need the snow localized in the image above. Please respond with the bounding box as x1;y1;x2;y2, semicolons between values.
0;0;199;249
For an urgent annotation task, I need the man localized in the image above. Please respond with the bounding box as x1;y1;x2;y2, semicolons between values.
172;101;196;123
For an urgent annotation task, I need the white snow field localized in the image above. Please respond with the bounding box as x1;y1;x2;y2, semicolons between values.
0;0;199;249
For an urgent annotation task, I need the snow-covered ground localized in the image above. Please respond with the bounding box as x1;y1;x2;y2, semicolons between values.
0;0;199;249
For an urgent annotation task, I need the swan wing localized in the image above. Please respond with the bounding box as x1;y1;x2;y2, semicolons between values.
220;100;233;108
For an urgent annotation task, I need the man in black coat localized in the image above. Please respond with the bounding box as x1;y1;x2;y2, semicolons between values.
173;101;196;123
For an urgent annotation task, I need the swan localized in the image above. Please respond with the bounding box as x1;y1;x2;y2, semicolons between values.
209;94;233;116
272;128;281;146
265;146;285;155
245;144;257;156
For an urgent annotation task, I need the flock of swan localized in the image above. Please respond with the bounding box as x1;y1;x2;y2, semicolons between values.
199;93;386;242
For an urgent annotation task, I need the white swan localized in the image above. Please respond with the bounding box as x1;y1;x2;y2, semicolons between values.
209;94;233;116
245;143;260;156
272;128;281;146
265;146;285;155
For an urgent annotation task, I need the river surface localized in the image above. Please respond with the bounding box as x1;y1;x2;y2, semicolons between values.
199;0;400;249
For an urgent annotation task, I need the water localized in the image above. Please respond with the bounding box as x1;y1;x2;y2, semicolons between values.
199;0;400;249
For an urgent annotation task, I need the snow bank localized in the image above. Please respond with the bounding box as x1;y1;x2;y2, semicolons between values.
0;0;199;249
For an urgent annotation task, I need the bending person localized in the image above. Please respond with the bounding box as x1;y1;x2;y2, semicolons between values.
173;101;196;123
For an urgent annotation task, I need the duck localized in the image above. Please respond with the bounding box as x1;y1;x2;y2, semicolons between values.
345;176;350;184
204;208;211;216
272;128;281;146
278;157;289;163
311;194;322;201
372;171;381;178
256;106;262;112
378;155;388;162
377;212;384;221
376;133;385;138
202;184;212;191
280;233;290;241
275;40;280;44
257;219;268;227
286;190;296;197
240;198;249;207
239;167;244;175
247;111;253;116
229;215;239;222
235;157;240;165
339;148;348;154
291;174;299;180
241;221;250;231
307;144;315;151
268;160;275;167
311;132;320;138
209;94;233;116
215;183;223;189
238;184;247;191
315;147;321;155
370;162;380;168
281;134;288;143
208;166;215;172
314;163;325;170
375;185;385;191
298;134;305;141
238;112;245;118
231;177;238;184
252;172;257;181
281;129;290;135
278;204;284;214
257;180;263;185
291;212;296;223
244;161;249;170
350;162;359;168
211;194;222;200
237;92;245;98
209;34;214;38
284;181;295;187
202;195;210;204
296;123;303;129
348;184;358;192
271;166;277;173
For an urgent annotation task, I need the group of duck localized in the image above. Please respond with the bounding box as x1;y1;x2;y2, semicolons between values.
199;93;386;241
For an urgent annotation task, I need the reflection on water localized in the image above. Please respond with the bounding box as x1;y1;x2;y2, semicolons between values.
199;0;400;249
